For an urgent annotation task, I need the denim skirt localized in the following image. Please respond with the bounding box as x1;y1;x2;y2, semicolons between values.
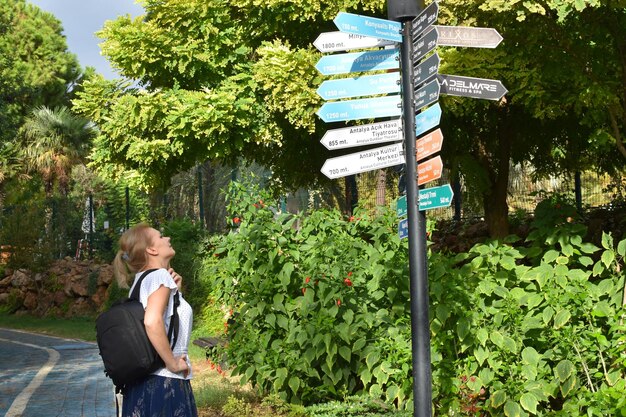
122;375;198;417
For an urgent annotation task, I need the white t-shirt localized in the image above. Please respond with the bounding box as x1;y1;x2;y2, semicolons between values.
129;268;193;380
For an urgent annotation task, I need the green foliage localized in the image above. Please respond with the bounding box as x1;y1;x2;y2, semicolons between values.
163;218;208;308
203;180;626;414
305;395;410;417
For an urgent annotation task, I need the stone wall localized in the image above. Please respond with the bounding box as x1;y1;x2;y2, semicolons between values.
0;257;116;317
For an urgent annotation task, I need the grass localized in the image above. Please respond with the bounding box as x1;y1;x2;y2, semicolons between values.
0;312;98;341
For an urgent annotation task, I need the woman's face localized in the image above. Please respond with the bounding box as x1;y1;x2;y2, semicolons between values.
147;227;175;260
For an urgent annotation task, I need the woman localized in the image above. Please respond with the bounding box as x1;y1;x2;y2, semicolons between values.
112;223;198;417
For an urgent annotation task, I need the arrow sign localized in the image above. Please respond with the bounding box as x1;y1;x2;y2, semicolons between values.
437;74;507;100
418;155;443;186
416;128;443;161
415;103;442;137
419;184;454;210
397;195;408;218
313;31;395;53
321;143;405;179
320;118;402;150
334;12;403;43
316;72;400;101
412;26;438;63
315;49;399;76
399;218;409;239
413;53;440;88
411;1;439;39
317;95;401;123
414;78;440;111
435;25;503;48
397;185;454;219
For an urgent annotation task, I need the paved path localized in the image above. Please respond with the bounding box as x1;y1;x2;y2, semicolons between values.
0;328;116;417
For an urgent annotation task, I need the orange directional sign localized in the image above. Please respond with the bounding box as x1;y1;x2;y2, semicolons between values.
416;128;443;161
417;155;443;186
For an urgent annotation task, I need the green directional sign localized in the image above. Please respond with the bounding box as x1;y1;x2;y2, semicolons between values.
419;184;454;210
397;195;408;218
397;184;454;215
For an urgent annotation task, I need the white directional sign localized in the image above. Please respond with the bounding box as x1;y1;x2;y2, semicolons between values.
321;143;405;179
313;31;395;53
320;119;402;150
435;25;503;49
317;95;402;123
315;49;400;76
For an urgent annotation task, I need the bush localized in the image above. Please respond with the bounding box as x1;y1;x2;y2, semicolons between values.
204;180;626;414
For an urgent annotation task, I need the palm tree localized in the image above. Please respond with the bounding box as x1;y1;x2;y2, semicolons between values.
20;105;96;196
19;106;97;259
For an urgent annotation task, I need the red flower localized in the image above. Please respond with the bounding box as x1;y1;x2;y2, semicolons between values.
302;288;306;295
347;271;352;277
348;216;355;222
344;278;353;287
336;299;341;306
213;253;220;257
233;217;241;224
305;277;311;283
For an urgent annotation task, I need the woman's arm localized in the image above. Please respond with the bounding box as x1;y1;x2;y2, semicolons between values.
144;285;188;375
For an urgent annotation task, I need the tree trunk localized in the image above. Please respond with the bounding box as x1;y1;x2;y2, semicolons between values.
376;169;387;206
480;110;513;239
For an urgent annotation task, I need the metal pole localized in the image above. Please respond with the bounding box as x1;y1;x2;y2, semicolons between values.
390;1;432;415
125;186;130;230
198;166;205;228
88;194;94;259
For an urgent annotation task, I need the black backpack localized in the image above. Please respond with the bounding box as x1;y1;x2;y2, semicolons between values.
96;269;180;393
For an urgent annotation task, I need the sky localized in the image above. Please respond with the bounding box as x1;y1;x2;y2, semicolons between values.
27;0;145;80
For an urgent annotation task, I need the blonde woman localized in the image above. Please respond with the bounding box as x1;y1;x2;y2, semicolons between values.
113;223;197;417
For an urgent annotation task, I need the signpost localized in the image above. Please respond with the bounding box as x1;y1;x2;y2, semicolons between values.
313;6;506;416
315;49;400;75
438;74;508;100
313;31;395;53
320;119;402;150
316;72;401;101
334;12;403;42
416;128;443;160
435;25;503;48
320;143;405;179
316;95;401;123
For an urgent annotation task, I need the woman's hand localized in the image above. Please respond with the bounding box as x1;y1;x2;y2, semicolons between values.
166;355;189;377
168;268;182;291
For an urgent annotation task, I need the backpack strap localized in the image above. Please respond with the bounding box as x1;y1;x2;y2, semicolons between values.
131;269;180;349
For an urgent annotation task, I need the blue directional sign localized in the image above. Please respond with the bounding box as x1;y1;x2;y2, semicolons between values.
315;49;400;76
415;103;442;137
334;12;402;43
317;72;401;101
317;95;401;123
398;218;409;239
419;184;454;210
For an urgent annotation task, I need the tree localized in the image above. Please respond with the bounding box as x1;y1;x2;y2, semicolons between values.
20;106;95;196
0;0;81;184
434;0;626;237
72;0;386;191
